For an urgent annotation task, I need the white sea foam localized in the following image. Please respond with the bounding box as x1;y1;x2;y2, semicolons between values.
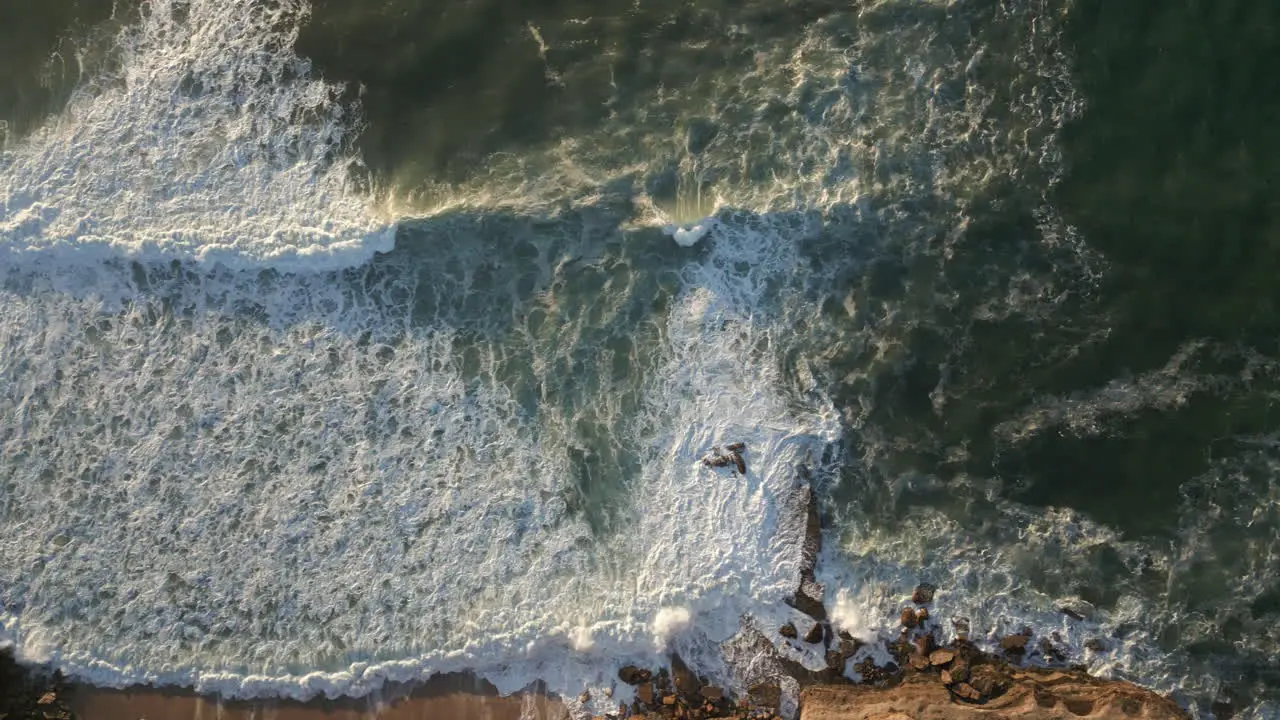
0;204;841;705
0;0;392;271
664;219;715;248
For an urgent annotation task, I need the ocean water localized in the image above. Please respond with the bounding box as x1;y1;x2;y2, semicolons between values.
1;0;1278;717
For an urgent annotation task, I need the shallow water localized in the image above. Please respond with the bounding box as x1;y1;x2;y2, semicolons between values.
1;0;1278;717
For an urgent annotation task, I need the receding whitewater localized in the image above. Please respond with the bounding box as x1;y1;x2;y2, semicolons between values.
0;0;843;705
1;0;1274;717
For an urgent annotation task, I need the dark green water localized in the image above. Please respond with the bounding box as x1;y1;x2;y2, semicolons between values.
3;0;1279;715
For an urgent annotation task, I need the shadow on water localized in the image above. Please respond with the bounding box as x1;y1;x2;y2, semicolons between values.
295;0;848;186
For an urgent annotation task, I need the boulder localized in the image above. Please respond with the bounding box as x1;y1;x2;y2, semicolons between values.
1055;596;1097;622
804;622;826;644
749;681;782;711
1000;633;1031;654
780;622;799;639
670;653;701;701
928;648;956;666
618;666;652;685
911;583;937;605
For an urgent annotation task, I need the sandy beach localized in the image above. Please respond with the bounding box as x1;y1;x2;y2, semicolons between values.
67;673;569;720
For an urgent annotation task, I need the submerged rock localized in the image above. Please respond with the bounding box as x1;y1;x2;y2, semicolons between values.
911;583;937;605
1000;632;1031;654
619;665;652;685
1055;596;1097;621
780;621;799;639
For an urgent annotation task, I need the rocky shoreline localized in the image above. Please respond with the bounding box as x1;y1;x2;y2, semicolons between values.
0;478;1193;720
0;646;75;720
1;604;1192;720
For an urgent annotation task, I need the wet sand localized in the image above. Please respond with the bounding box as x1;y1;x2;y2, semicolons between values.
68;673;569;720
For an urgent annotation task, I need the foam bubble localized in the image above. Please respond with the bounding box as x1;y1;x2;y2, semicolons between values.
829;590;879;645
665;219;715;248
568;626;595;652
652;608;692;649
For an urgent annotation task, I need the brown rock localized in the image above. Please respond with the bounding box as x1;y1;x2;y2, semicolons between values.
804;622;825;644
899;608;918;628
579;690;591;704
789;575;828;622
749;681;782;710
909;654;929;670
914;607;930;624
637;682;655;705
837;638;863;661
911;583;937;605
37;692;56;706
671;653;701;700
619;665;653;685
800;664;1192;719
854;658;897;684
826;649;848;671
928;648;956;666
941;669;953;684
701;686;724;700
663;694;677;706
969;665;1003;698
912;634;933;657
780;622;798;639
1000;633;1030;653
1039;637;1067;663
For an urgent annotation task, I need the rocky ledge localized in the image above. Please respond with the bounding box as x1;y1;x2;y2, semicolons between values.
0;647;75;720
800;669;1189;720
610;611;1189;720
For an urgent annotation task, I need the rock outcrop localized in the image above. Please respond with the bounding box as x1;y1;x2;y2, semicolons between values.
0;648;75;720
799;668;1190;720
